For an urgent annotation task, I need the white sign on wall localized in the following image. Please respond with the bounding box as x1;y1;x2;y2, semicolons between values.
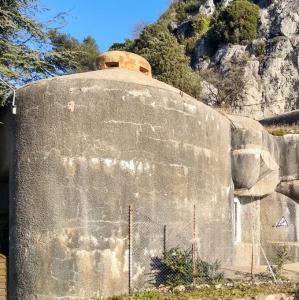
276;216;288;227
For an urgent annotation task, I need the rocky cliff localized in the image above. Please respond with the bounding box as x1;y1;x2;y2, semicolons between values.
190;0;299;119
112;0;298;119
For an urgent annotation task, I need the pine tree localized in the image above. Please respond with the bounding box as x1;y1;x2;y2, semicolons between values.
49;30;100;72
111;22;201;99
0;0;100;105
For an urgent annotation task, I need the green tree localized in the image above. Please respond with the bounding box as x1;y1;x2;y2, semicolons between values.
49;30;100;72
211;0;260;45
0;0;100;105
111;22;201;99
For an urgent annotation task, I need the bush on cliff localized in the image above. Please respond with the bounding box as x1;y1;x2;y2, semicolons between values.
185;14;210;54
176;0;204;23
210;0;260;45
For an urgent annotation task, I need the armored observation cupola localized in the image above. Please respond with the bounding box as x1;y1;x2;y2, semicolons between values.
96;50;152;77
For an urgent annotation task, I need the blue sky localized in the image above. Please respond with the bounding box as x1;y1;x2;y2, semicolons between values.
39;0;172;51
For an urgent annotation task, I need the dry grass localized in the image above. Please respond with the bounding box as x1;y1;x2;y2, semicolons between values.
265;125;299;136
105;281;296;300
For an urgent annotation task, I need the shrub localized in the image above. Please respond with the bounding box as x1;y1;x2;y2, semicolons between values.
176;0;203;23
294;283;299;300
272;245;289;278
192;14;210;38
184;36;200;55
196;259;224;283
210;0;260;45
199;53;249;108
184;14;210;55
151;248;193;287
151;247;224;287
255;41;266;58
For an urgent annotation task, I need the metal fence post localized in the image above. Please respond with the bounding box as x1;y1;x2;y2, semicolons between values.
163;225;167;257
192;204;196;276
128;205;133;295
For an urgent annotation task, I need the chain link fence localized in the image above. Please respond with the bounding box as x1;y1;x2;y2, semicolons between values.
129;205;198;293
122;198;287;296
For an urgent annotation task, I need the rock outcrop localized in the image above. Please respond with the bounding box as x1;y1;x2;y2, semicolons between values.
192;0;299;119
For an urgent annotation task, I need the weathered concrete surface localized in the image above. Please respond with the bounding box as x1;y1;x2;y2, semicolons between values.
260;134;299;263
10;68;233;299
233;197;261;267
7;64;299;297
260;192;299;264
276;135;299;201
260;109;299;127
96;51;152;77
230;115;280;198
228;115;299;266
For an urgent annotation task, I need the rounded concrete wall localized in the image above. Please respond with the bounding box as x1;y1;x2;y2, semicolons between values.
10;69;233;298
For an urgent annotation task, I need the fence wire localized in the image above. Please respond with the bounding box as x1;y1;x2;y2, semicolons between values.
130;206;196;291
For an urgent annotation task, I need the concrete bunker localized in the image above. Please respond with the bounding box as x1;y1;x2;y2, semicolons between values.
96;50;152;76
0;51;299;298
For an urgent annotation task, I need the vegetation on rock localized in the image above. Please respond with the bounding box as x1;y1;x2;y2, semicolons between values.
199;52;249;108
111;0;261;104
176;0;204;23
185;14;210;54
210;0;260;46
266;125;299;136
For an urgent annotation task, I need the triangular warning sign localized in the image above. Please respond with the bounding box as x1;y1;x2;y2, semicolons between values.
276;216;288;227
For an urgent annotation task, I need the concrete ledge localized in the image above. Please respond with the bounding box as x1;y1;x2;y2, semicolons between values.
260;110;299;126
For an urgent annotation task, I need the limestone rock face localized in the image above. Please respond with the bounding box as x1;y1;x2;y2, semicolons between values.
199;0;215;16
262;0;299;38
194;0;299;119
